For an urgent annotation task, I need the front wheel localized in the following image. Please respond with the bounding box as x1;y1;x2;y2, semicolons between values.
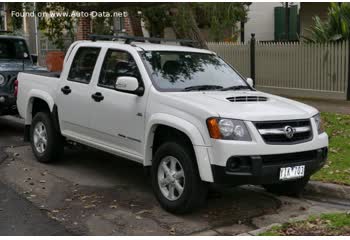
30;112;64;163
151;142;208;214
263;177;310;196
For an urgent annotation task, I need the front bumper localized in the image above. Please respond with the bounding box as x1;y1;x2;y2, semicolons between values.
206;119;329;185
211;147;327;185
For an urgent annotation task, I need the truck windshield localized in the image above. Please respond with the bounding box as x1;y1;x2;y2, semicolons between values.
141;51;250;91
0;38;30;60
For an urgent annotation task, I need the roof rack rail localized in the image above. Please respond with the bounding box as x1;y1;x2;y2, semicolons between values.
88;34;198;47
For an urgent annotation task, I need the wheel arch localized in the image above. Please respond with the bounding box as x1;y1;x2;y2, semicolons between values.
24;91;61;142
25;90;55;125
144;113;213;182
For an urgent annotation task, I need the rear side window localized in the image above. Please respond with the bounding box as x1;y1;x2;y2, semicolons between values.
68;47;101;84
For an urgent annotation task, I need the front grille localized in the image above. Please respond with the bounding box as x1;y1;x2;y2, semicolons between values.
261;150;318;166
254;119;313;144
226;96;268;102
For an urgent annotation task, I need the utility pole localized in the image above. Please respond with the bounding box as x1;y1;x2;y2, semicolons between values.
34;2;39;63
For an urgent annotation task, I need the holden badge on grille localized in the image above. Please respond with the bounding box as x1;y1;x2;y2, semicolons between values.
284;126;295;139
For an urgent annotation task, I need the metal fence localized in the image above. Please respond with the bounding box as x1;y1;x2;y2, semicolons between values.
38;37;75;66
208;41;349;100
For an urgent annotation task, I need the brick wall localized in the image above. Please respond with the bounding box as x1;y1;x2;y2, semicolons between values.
77;15;138;39
77;17;92;40
123;16;133;35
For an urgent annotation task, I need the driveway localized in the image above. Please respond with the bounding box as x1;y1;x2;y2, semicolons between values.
0;116;346;236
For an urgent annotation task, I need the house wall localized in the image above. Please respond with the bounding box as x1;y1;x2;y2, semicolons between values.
299;2;330;39
244;2;283;42
242;2;300;43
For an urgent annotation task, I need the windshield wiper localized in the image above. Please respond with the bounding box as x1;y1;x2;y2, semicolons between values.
183;85;223;91
220;85;251;91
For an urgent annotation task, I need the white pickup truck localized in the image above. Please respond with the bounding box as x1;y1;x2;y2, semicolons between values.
17;38;328;213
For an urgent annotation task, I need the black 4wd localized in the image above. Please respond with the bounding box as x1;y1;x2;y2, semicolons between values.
0;35;47;116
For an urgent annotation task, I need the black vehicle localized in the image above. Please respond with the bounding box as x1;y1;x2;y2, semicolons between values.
0;35;47;116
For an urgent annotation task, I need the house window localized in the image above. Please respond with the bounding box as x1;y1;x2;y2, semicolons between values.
114;17;125;32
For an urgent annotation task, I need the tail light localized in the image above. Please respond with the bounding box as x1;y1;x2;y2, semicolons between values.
14;80;18;97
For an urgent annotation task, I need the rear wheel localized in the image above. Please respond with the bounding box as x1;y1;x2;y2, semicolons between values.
151;141;208;214
263;177;310;196
30;112;64;163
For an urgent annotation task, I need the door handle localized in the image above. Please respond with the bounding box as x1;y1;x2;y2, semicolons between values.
61;86;71;95
91;92;104;102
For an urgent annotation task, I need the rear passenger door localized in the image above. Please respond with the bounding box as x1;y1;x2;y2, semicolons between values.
56;47;101;138
89;49;146;159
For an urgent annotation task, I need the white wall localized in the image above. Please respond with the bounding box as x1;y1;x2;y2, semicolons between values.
243;2;300;42
244;2;282;42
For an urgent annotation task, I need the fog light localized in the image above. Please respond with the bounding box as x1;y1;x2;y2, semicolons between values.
0;96;5;103
227;157;241;171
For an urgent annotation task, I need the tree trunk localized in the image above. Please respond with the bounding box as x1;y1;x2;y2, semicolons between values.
170;4;208;49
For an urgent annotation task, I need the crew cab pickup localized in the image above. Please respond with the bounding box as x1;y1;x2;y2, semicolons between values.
17;39;328;213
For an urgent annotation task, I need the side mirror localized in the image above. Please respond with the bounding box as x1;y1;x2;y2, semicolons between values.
115;76;144;96
246;78;254;87
31;54;38;64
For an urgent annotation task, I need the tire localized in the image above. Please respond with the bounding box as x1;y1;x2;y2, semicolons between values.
30;112;64;163
151;141;208;214
263;177;310;196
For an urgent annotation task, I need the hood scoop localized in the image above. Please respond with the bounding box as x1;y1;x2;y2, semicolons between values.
226;96;268;102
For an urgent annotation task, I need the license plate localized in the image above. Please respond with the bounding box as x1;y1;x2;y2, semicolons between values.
279;165;305;180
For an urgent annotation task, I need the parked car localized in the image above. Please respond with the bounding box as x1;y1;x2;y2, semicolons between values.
16;38;328;214
0;35;46;116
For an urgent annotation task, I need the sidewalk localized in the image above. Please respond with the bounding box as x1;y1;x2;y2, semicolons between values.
293;98;350;115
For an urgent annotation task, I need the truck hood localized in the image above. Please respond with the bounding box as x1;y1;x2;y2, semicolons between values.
0;60;47;71
168;90;318;121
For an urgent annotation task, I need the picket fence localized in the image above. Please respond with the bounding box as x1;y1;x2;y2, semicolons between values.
208;41;349;100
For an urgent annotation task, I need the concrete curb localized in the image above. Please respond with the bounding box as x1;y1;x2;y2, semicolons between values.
305;181;350;201
244;223;281;236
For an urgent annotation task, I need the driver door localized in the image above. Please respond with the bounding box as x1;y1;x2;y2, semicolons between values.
89;49;147;159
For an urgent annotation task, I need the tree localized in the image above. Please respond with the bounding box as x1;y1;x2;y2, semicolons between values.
6;3;28;32
141;3;249;46
169;3;208;49
305;3;350;43
196;3;249;42
37;3;76;50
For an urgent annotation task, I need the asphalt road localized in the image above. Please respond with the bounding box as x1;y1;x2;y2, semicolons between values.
0;116;346;236
0;116;70;235
0;181;70;236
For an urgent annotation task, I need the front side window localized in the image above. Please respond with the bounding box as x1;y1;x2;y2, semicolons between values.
68;47;101;84
141;51;250;91
98;49;141;89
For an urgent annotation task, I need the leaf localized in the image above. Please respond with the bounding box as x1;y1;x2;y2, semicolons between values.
169;227;176;235
84;204;96;209
136;210;151;215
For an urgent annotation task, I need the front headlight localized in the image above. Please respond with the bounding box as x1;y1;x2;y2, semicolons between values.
313;113;325;134
0;74;5;86
207;117;252;141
